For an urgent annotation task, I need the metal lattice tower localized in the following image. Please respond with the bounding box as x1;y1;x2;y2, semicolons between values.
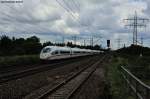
116;38;122;49
124;11;149;45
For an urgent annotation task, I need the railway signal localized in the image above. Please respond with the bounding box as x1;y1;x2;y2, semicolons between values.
107;40;110;48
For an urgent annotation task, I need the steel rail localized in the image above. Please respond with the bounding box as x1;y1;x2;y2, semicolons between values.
0;57;88;84
24;55;107;99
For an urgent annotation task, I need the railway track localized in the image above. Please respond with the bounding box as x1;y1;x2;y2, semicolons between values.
24;55;107;99
0;55;91;74
0;56;95;84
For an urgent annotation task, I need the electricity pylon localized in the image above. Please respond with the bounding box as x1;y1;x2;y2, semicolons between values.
124;11;149;45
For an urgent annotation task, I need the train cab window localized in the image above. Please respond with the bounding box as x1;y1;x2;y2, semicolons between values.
42;48;51;53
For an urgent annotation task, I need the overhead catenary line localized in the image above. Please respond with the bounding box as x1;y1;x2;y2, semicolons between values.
55;0;78;21
116;38;122;49
55;0;102;46
55;0;84;36
70;0;80;11
55;0;81;44
62;0;76;13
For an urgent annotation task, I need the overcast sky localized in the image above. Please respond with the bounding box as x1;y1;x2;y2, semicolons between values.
0;0;149;49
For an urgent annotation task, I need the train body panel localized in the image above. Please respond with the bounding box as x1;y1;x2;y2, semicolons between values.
40;46;103;60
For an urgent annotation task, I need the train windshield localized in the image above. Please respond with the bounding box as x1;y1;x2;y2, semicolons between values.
42;48;51;53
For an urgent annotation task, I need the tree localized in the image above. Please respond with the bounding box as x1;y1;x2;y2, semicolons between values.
0;35;13;55
93;45;101;50
67;42;73;47
12;38;25;55
43;41;53;47
24;36;42;54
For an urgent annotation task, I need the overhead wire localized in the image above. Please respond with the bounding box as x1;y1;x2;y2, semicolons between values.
71;0;80;11
55;0;82;43
62;0;76;13
55;0;77;21
55;0;102;46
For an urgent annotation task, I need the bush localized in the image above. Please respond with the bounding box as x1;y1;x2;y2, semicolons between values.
0;55;40;67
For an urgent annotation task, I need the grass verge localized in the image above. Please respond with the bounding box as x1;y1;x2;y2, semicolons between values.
105;56;135;99
0;55;40;67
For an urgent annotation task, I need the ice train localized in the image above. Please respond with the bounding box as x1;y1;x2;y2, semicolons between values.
40;46;103;60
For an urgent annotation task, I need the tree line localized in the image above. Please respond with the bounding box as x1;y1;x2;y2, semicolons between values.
116;44;150;56
0;35;102;56
116;45;150;79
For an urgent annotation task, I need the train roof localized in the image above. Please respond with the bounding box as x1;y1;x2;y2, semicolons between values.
44;46;71;51
43;46;102;52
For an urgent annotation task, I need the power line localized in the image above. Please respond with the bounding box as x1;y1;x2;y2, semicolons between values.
62;0;76;13
55;0;77;21
124;11;149;45
116;38;122;49
141;37;143;46
83;39;86;46
55;0;83;30
90;36;93;47
70;0;80;11
72;35;77;45
55;0;102;47
55;0;82;45
61;36;65;44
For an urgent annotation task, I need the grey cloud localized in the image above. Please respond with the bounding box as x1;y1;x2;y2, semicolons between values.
0;0;149;49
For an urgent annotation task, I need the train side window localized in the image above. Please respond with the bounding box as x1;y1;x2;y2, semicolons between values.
51;50;59;55
76;51;80;53
60;51;70;54
43;48;51;53
55;50;59;54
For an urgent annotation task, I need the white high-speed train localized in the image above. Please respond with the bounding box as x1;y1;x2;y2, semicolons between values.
40;46;102;60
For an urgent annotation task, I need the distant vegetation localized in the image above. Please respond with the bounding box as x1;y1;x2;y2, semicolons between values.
0;55;40;67
0;35;42;56
0;35;103;56
116;44;150;56
0;35;103;66
116;45;150;84
106;48;150;99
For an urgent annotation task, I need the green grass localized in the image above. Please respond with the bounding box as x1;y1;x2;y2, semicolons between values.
106;54;150;99
119;54;150;85
106;57;134;99
0;55;40;67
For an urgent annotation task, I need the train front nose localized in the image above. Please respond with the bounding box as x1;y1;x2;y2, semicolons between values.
40;53;49;59
40;47;51;60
